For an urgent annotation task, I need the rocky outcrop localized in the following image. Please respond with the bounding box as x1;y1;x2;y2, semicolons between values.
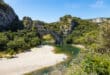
22;17;33;29
0;1;19;29
89;18;110;23
60;15;77;36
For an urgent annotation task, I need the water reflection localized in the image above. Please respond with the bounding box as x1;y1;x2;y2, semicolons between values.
25;61;68;75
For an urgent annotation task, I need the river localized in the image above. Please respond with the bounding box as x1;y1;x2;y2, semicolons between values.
25;45;80;75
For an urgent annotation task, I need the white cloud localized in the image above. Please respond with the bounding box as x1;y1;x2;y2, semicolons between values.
90;0;106;8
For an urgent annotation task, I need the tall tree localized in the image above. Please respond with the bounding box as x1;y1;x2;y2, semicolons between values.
98;22;110;53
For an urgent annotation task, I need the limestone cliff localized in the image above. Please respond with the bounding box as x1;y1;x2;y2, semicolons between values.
0;0;19;30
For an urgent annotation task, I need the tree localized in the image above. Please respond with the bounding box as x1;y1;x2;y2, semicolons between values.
0;33;8;50
7;37;26;52
7;40;17;51
98;22;110;53
30;37;40;47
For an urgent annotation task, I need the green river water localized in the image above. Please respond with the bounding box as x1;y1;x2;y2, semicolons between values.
25;45;80;75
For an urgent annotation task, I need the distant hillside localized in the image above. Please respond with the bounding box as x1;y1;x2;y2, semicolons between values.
88;17;110;23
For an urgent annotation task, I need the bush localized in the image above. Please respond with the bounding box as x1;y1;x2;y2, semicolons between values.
30;37;40;47
82;54;110;75
0;33;8;50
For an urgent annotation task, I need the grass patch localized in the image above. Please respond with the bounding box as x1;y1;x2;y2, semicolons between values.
0;52;14;58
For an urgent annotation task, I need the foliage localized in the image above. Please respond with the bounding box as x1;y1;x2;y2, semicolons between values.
82;53;110;75
42;34;55;44
0;30;41;56
30;37;41;47
61;18;110;75
65;20;98;45
65;49;110;75
64;21;110;75
97;22;110;53
0;12;110;75
0;33;8;50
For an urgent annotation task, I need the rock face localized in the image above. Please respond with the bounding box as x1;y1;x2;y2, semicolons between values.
60;15;76;36
89;18;110;23
23;17;33;29
0;1;18;28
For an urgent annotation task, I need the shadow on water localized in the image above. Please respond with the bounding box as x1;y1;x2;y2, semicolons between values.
25;44;80;75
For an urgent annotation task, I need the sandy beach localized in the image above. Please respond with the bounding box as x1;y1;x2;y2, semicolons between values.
0;45;67;75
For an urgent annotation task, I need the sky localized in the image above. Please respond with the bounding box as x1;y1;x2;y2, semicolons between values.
4;0;110;22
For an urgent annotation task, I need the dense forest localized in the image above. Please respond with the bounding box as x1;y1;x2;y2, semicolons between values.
0;0;110;75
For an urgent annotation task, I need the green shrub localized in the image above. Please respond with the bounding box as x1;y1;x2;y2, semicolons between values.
82;54;110;75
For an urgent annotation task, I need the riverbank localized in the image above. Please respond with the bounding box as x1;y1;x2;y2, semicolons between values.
0;45;67;75
26;45;81;75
